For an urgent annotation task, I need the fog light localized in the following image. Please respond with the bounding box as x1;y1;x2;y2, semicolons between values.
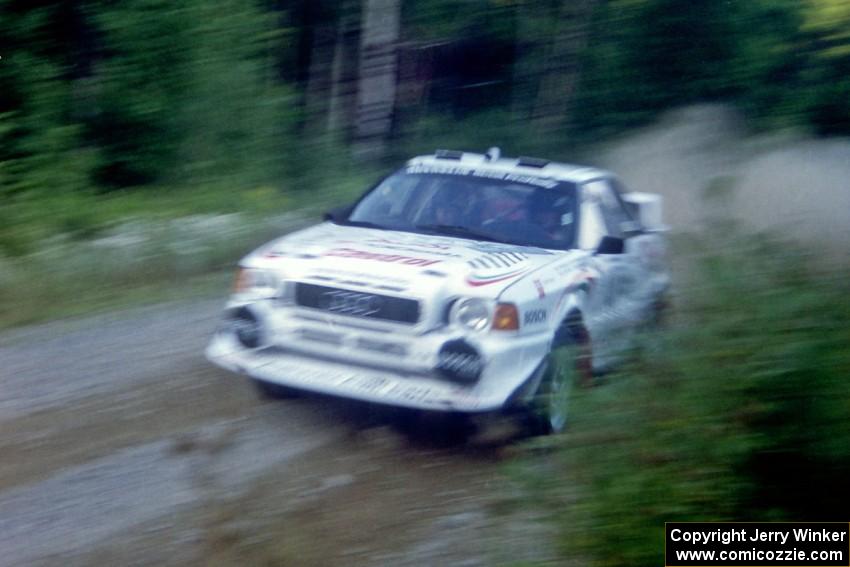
436;339;483;384
229;307;263;349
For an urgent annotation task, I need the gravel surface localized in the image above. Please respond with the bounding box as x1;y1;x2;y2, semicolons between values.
0;300;541;566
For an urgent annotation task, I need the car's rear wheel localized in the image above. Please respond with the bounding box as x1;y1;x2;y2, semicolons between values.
524;320;592;435
252;378;300;400
649;293;670;329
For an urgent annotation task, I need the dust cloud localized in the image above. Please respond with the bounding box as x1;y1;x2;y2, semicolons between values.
600;105;850;258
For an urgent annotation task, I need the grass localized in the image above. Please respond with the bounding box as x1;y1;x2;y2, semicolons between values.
508;235;850;566
0;269;233;331
0;163;382;330
0;210;308;330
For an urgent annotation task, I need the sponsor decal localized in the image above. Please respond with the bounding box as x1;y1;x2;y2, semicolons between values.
555;266;601;311
534;279;546;299
323;247;442;267
564;266;600;291
338;374;390;395
362;237;454;251
466;267;529;287
465;241;552;256
333;236;464;257
524;309;548;325
555;264;600;292
252;356;481;409
336;374;451;406
406;163;559;189
386;383;442;404
309;268;409;286
365;243;463;258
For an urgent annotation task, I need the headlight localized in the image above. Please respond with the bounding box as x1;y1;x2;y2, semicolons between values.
233;268;279;297
450;298;492;332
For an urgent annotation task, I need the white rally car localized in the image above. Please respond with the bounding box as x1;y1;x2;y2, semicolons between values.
206;149;669;433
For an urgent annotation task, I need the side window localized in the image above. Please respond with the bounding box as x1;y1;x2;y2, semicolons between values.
609;177;637;225
584;179;631;237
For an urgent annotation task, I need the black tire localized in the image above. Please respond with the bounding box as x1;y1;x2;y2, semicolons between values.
252;378;300;400
524;320;592;435
649;293;670;329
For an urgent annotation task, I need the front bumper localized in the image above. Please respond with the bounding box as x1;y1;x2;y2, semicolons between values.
205;303;551;412
207;334;506;411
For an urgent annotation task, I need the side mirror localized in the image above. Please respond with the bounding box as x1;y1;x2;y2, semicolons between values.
324;204;354;223
595;235;624;255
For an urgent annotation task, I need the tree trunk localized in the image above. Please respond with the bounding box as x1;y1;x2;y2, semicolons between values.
353;0;401;159
304;20;336;134
326;0;360;138
532;0;598;133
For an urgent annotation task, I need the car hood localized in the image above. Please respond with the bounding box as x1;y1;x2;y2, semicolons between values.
244;222;576;298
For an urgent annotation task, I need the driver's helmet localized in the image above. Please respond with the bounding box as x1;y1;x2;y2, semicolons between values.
480;185;531;225
431;187;468;225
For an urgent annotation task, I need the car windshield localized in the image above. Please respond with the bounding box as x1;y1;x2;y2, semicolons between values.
346;167;578;250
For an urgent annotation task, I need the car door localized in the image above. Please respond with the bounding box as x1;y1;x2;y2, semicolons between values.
578;178;652;368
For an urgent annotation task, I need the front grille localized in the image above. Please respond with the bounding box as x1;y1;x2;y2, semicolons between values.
294;283;420;325
297;328;344;346
355;338;408;356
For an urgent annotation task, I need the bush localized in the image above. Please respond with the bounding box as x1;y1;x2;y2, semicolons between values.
523;237;850;565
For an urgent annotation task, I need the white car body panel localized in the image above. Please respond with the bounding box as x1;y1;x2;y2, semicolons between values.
206;151;670;413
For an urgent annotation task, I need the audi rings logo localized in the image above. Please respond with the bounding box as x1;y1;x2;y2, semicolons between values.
319;290;383;317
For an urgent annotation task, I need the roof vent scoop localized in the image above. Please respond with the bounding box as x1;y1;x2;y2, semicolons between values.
485;147;501;161
517;156;549;168
435;149;463;160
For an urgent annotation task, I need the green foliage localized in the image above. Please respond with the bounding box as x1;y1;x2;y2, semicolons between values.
89;0;195;186
0;3;96;201
525;239;850;565
0;158;377;325
798;0;850;134
89;0;291;187
0;0;302;256
0;0;291;198
402;0;518;42
397;108;554;160
2;0;849;257
726;1;805;121
178;1;293;186
2;0;849;210
0;209;308;328
577;0;788;134
397;0;850;140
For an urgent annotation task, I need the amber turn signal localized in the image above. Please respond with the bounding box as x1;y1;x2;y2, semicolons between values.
492;303;520;331
232;268;249;293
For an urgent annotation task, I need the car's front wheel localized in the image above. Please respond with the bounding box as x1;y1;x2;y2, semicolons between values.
524;320;592;435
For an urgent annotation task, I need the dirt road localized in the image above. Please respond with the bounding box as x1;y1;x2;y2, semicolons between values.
0;301;548;566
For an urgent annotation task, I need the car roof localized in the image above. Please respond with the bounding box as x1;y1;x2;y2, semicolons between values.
406;149;612;185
